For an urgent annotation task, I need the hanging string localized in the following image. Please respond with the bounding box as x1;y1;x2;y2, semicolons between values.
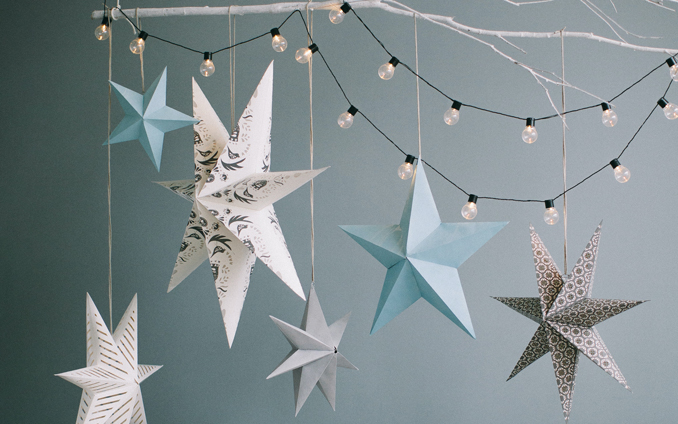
307;4;315;285
560;30;568;273
414;14;422;159
136;9;145;92
229;8;236;132
107;9;114;328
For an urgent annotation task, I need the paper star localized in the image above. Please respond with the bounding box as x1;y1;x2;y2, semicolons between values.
341;162;507;337
494;223;645;422
56;294;161;424
105;67;197;171
157;61;326;347
267;284;357;416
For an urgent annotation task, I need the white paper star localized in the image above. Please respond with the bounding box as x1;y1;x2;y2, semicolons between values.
267;285;357;416
56;294;161;424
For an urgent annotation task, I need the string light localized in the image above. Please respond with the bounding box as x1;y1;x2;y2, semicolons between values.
658;97;678;120
443;101;462;126
329;2;352;24
397;155;415;180
378;57;399;80
270;28;287;52
94;14;110;41
338;105;359;129
667;58;678;82
522;118;538;144
295;43;318;64
129;31;148;54
601;103;618;127
200;52;215;77
461;195;478;220
609;159;630;183
543;200;559;225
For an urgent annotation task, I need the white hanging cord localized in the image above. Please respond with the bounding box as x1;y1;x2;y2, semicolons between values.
229;7;236;132
560;29;568;273
307;3;315;286
414;14;422;159
107;9;114;328
137;9;145;91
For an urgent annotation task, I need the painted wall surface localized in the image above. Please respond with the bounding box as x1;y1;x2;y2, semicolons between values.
2;1;677;422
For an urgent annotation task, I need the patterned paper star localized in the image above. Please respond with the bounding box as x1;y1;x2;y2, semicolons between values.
494;223;645;422
105;67;197;171
56;294;161;424
341;162;507;337
267;284;357;416
157;61;326;347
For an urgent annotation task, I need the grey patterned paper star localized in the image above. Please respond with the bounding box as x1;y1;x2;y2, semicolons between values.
494;223;645;422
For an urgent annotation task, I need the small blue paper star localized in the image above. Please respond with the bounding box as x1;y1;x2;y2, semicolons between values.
341;162;507;337
104;67;197;171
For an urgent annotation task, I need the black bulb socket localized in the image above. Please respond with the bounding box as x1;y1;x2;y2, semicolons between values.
340;2;352;14
658;98;669;108
309;43;319;54
404;154;415;165
468;194;478;204
347;105;358;116
452;100;462;110
544;199;554;209
388;56;400;67
271;28;281;37
601;102;611;111
138;30;148;40
667;57;677;68
203;52;212;61
526;117;535;127
100;15;110;26
609;158;621;169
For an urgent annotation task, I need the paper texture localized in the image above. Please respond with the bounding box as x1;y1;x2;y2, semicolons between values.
494;223;645;422
341;162;507;337
267;285;357;416
105;67;197;171
157;61;326;347
56;294;161;424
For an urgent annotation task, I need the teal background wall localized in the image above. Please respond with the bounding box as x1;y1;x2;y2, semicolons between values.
2;1;677;422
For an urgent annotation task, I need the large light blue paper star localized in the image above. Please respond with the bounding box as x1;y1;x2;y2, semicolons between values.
341;162;507;337
104;67;197;171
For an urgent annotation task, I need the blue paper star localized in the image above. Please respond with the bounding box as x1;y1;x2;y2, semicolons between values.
104;67;197;171
341;162;507;337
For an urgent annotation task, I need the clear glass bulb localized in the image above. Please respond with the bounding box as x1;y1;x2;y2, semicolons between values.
543;207;559;225
130;38;145;54
295;47;313;64
671;64;678;82
338;111;354;129
664;103;678;120
95;24;109;40
443;107;460;126
397;162;413;180
522;125;538;144
378;63;395;80
329;9;345;24
272;35;287;52
613;165;630;183
461;202;478;220
602;109;618;127
200;59;215;77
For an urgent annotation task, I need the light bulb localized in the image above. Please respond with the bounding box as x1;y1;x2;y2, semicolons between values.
461;195;478;220
200;52;215;77
270;28;287;52
543;200;559;225
522;118;538;144
601;103;617;127
338;106;358;129
295;44;317;64
129;31;147;54
667;58;678;82
658;97;678;120
94;17;110;40
609;159;630;183
378;57;399;80
443;101;462;126
329;3;351;24
398;154;416;180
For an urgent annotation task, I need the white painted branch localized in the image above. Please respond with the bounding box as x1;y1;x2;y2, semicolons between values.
91;0;678;54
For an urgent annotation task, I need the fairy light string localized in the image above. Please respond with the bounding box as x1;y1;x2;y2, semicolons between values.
106;6;676;209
